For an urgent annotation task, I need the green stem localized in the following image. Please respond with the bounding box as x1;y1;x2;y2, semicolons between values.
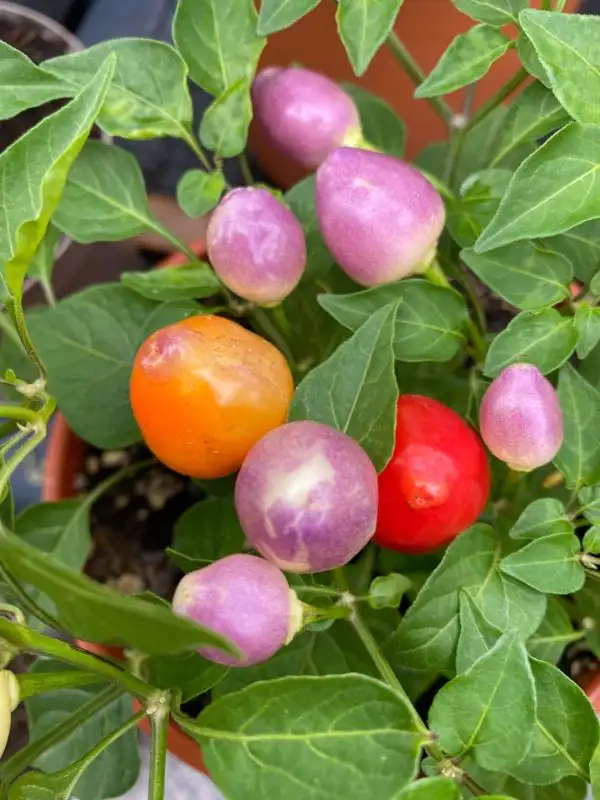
17;669;103;700
148;693;170;800
39;277;56;308
0;405;39;426
239;153;254;185
5;296;45;379
70;710;144;780
251;307;296;368
181;129;212;172
149;220;198;262
465;68;529;133
0;424;47;503
0;618;154;699
0;684;123;787
386;32;453;127
0;565;61;631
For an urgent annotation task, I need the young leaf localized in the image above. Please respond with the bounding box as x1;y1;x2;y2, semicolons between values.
452;0;527;26
500;533;585;594
44;40;193;140
198;675;427;800
168;498;246;572
319;280;468;363
462;242;572;312
25;662;139;800
476;124;600;253
429;634;536;772
574;303;600;359
447;169;512;249
53;141;159;243
546;219;600;284
0;41;67;120
527;597;580;664
0;528;236;656
520;10;600;126
28;226;62;287
173;0;264;97
509;498;571;541
386;525;547;674
483;309;577;377
290;302;398;472
285;176;334;280
142;650;228;703
393;777;460;799
517;31;551;87
580;485;600;524
554;364;600;489
121;264;221;302
257;0;320;34
29;284;197;449
507;658;599;785
177;169;225;218
491;81;570;168
415;26;512;99
342;84;406;158
336;0;405;76
368;574;411;610
16;500;90;574
455;590;502;673
199;79;253;157
0;57;114;301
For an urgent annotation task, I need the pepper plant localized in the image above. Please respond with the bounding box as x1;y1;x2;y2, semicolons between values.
2;1;600;799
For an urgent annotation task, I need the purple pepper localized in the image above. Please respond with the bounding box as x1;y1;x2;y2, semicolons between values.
316;147;445;286
479;363;564;471
207;187;306;305
252;67;362;170
235;421;378;573
172;554;303;667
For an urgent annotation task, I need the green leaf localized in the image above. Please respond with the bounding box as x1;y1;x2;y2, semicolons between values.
198;674;426;800
199;79;253;157
168;498;245;572
142;650;227;703
386;525;547;674
555;364;600;489
319;280;468;363
580;484;600;524
29;283;197;449
500;533;584;594
16;500;90;573
452;0;527;26
517;31;551;87
527;597;579;664
476;124;600;253
257;0;320;34
447;169;512;249
177;169;225;218
336;0;405;76
0;57;114;300
29;226;62;285
429;634;536;772
368;574;411;610
483;308;576;377
462;242;572;312
290;302;398;472
0;527;236;656
173;0;265;97
546;220;600;283
342;84;405;158
520;10;600;127
464;761;587;799
393;777;460;799
415;26;512;99
574;303;600;359
509;499;571;541
121;264;221;302
25;662;139;800
584;526;600;553
0;42;67;121
508;658;598;785
285;176;334;280
491;81;570;168
44;39;193;140
591;739;600;800
456;590;502;673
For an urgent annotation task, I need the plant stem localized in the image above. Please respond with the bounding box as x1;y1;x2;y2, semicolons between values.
0;565;60;631
17;669;103;700
149;221;199;262
0;618;154;699
252;307;296;368
0;683;123;787
148;693;170;800
181;130;212;172
465;68;529;133
386;32;453;127
0;424;48;503
39;277;56;308
5;296;45;379
0;405;39;426
239;153;254;185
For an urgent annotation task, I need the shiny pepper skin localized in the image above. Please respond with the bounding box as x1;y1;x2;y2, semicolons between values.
375;395;491;554
130;315;294;479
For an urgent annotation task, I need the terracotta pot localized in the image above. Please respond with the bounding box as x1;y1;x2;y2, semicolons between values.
43;240;208;773
250;0;578;188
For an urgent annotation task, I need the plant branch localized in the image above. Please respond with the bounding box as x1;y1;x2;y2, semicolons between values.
0;683;123;787
181;129;212;171
148;692;170;800
0;566;61;631
5;296;46;379
239;153;254;185
465;68;529;133
386;32;453;127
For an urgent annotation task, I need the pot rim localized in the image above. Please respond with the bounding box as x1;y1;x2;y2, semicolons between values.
0;1;84;54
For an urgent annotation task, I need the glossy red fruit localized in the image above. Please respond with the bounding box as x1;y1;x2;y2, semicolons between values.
375;396;490;554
